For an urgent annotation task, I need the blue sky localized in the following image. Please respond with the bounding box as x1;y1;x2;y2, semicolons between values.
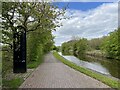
54;2;111;11
53;2;118;46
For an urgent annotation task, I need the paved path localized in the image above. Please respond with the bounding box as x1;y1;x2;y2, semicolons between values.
20;52;110;88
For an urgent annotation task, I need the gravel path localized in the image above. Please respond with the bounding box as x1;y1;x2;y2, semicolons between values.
20;52;110;88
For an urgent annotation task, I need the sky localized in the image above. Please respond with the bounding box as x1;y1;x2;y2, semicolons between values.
52;2;118;46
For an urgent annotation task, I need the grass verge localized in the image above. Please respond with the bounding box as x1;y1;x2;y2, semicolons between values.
3;78;24;89
53;51;120;89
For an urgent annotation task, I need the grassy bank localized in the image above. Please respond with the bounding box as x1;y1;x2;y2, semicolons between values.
53;51;120;89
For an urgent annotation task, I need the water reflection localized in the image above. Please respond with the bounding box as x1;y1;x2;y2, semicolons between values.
58;52;120;79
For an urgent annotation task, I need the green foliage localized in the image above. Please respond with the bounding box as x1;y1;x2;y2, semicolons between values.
118;28;120;59
53;52;120;89
27;43;44;68
27;29;54;63
61;29;119;60
73;38;88;56
2;47;13;77
1;2;65;50
52;45;60;51
61;38;88;57
62;40;77;55
1;2;65;69
3;78;24;88
101;29;120;60
88;38;103;50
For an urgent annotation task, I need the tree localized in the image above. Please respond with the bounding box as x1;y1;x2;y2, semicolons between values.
1;2;65;49
88;38;103;50
73;38;88;56
61;38;88;57
101;29;119;60
1;2;66;73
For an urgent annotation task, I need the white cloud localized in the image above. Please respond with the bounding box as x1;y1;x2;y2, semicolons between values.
53;2;118;46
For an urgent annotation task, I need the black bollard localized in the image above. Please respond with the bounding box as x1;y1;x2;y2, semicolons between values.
13;26;26;73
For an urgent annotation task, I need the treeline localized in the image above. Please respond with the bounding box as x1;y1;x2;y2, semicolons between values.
62;29;120;60
1;2;65;78
62;38;88;57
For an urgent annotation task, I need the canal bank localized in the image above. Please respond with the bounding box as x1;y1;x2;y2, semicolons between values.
83;55;120;81
59;52;120;80
53;52;120;89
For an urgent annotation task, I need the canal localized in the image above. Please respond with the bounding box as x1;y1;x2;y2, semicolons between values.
58;52;120;79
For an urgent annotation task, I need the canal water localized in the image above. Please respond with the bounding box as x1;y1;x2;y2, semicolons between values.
58;52;120;79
